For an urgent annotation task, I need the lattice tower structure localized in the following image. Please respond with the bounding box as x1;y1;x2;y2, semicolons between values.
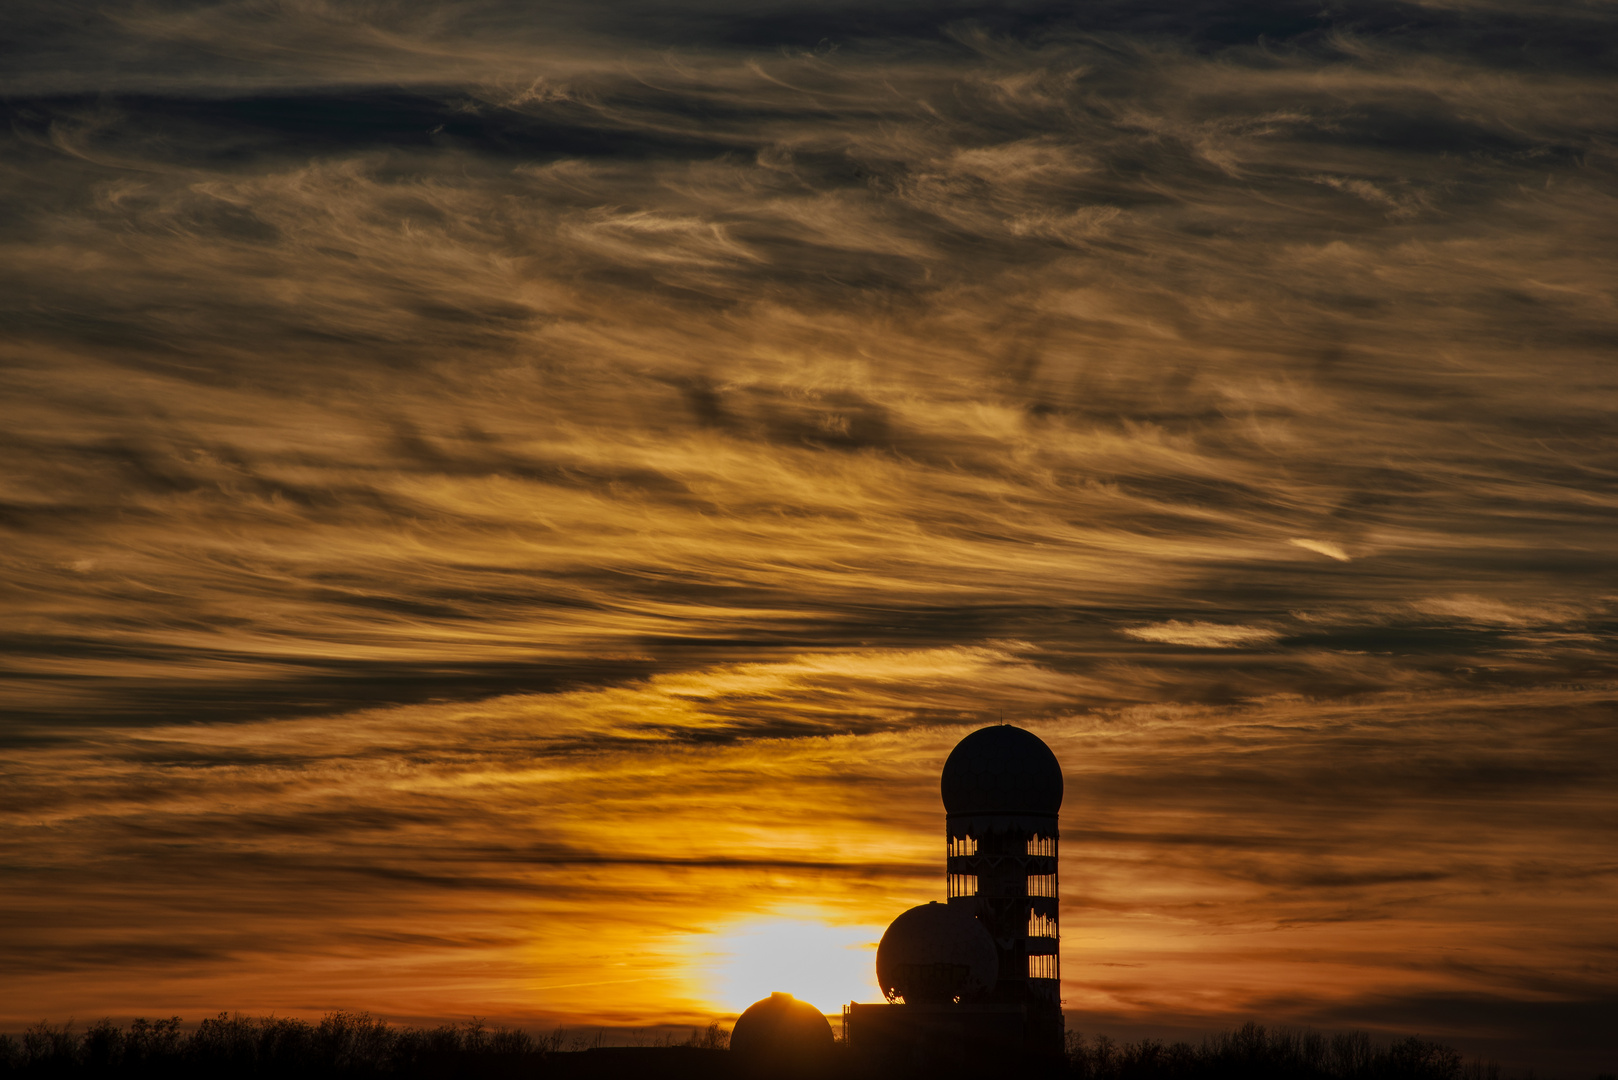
940;724;1064;1053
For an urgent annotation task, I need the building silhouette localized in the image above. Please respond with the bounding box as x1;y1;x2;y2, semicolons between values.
730;991;833;1076
942;724;1064;1046
845;723;1065;1066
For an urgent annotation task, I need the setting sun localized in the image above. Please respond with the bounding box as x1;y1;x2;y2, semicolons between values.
696;917;884;1016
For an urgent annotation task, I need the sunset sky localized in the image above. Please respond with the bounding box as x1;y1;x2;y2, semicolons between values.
2;0;1615;1074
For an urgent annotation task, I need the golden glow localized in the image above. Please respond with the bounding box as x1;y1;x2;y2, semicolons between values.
693;914;885;1016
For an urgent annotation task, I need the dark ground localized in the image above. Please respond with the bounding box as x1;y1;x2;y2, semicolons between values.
3;1013;1609;1080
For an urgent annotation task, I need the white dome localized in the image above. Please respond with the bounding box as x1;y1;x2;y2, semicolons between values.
730;992;833;1067
875;902;998;1004
941;724;1063;816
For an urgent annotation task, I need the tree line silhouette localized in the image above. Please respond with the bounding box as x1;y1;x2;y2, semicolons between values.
1064;1024;1514;1080
0;1013;724;1078
1;1013;1604;1080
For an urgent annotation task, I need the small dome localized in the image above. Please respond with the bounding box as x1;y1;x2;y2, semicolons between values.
729;992;833;1068
875;902;998;1004
940;724;1063;816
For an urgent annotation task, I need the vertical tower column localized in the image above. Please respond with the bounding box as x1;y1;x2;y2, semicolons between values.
939;724;1066;1057
946;813;1059;1007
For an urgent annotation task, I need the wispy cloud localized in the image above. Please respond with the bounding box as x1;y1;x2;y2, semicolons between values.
1;0;1616;1071
1123;621;1281;649
1289;538;1351;562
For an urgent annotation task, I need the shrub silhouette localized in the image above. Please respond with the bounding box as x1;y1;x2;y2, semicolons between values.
0;1014;1582;1080
1064;1023;1485;1080
0;1013;555;1078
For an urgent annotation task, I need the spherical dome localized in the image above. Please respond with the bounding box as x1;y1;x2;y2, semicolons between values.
729;992;833;1068
875;902;998;1004
940;724;1063;816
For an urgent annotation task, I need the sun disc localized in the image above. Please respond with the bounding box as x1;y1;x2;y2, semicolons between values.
696;916;883;1016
